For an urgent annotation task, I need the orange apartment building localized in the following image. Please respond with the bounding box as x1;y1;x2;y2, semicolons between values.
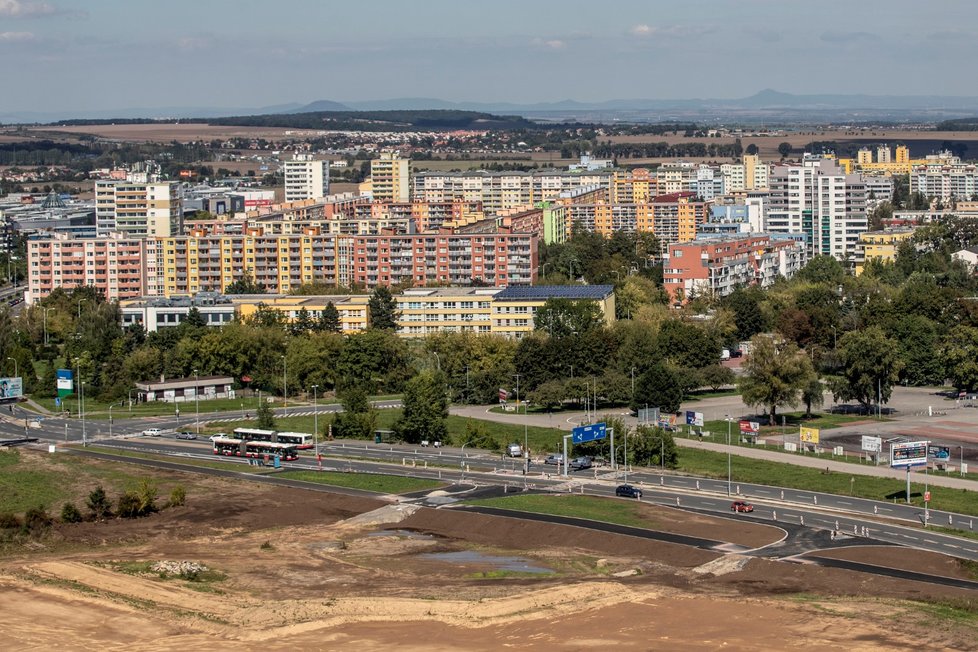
27;232;148;303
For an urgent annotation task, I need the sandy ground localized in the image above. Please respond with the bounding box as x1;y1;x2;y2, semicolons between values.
1;461;976;649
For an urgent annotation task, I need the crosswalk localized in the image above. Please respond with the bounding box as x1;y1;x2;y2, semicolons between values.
200;404;400;425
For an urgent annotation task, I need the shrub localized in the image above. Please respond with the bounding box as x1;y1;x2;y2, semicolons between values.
116;492;142;519
136;480;158;515
86;485;113;520
260;540;275;551
168;485;186;508
23;506;52;532
60;502;83;523
0;512;22;530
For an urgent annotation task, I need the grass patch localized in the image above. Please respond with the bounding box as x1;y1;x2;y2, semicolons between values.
0;449;71;514
467;494;658;529
466;569;552;580
276;470;443;494
675;447;978;517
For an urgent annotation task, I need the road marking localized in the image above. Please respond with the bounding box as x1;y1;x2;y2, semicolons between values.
837;500;852;505
924;539;939;544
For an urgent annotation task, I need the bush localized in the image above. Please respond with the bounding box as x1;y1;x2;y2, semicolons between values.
168;485;186;508
0;512;22;530
136;480;158;515
60;502;83;523
23;506;52;532
116;492;142;519
86;485;113;520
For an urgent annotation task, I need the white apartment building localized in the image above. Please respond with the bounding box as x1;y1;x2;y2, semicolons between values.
910;161;978;200
283;155;330;202
767;156;868;260
94;178;181;237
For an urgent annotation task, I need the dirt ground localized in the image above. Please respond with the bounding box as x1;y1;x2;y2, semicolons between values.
1;469;976;650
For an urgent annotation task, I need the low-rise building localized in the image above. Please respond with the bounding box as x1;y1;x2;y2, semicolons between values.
134;375;235;403
233;294;369;332
853;228;916;275
491;285;616;339
120;293;236;332
395;287;498;336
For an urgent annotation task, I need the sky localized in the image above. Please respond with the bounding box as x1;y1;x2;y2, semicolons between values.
1;0;975;113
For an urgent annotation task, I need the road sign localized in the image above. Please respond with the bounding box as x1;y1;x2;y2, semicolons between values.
800;426;820;444
572;422;607;444
861;435;882;453
924;490;931;502
684;411;704;427
891;440;929;468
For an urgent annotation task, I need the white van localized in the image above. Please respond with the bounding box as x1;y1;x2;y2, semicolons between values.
507;443;523;457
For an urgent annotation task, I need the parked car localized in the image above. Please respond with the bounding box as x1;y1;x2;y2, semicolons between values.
175;431;197;440
142;428;163;437
507;443;524;457
544;453;564;466
209;433;228;442
569;456;593;470
730;501;754;513
615;484;643;499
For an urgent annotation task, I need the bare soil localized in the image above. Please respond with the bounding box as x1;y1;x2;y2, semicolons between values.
1;465;976;650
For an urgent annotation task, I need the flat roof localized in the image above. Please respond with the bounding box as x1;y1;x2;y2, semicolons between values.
494;285;614;301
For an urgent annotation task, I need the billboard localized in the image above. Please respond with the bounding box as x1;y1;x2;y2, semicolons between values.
861;435;882;453
800;426;820;444
891;440;929;468
685;411;704;427
0;377;23;399
57;369;74;398
739;420;760;434
657;414;678;430
928;444;951;460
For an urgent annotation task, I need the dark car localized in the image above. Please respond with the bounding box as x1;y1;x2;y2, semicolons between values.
615;484;643;499
176;431;197;440
569;456;593;471
730;501;754;513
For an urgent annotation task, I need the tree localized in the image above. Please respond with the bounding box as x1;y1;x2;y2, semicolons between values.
534;298;604;338
801;376;824;417
290;307;314;335
738;334;816;425
393;371;448;444
224;273;265;294
60;502;83;523
700;364;735;392
629;425;679;468
86;485;112;520
831;326;903;410
529;379;565;411
330;386;377;439
778;142;792;159
724;288;769;342
942;325;978;391
318;302;342;333
745;143;759;156
368;286;399;330
255;397;276;429
183;306;207;330
796;255;845;286
632;363;683;413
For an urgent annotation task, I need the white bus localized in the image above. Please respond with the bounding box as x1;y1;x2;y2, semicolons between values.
274;431;315;449
232;427;276;442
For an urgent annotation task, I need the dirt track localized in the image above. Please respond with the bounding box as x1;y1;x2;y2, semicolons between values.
1;465;976;650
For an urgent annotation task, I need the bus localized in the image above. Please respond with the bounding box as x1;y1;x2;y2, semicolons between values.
213;437;246;456
244;441;298;461
233;427;275;442
274;431;315;449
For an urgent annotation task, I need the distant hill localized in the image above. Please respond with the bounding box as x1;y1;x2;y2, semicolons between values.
287;99;351;113
207;109;544;131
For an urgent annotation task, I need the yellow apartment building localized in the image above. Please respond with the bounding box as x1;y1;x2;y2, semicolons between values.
853;229;916;275
395;287;499;336
491;285;616;339
233;295;370;332
370;151;410;202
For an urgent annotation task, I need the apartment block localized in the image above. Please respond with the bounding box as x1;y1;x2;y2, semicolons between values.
94;179;181;237
910;160;978;200
233;294;369;332
767;156;868;260
396;287;498;336
491;285;616;339
283;155;329;202
120;293;236;332
852;228;916;275
663;235;806;303
27;232;148;303
369;151;410;202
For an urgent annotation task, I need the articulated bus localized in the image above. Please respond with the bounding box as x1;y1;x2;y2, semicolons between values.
231;428;314;449
212;437;298;462
232;427;276;442
274;431;315;449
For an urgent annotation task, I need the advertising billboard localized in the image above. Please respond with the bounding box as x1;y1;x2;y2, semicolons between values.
739;420;760;434
800;426;820;444
861;435;882;453
57;369;74;398
0;377;23;399
891;440;929;468
928;444;951;460
685;411;704;427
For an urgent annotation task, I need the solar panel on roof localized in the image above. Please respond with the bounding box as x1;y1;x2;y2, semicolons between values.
494;285;613;300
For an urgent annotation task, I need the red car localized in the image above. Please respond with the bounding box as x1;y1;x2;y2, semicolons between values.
730;501;754;513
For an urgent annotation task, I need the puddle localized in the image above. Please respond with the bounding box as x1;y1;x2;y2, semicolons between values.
367;529;436;540
420;550;554;574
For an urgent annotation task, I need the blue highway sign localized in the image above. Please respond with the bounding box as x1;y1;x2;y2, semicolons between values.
572;422;607;444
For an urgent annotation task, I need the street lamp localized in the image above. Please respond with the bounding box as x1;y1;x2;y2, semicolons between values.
76;298;86;321
6;357;16;378
726;414;732;496
281;355;287;409
312;384;319;460
42;307;52;346
630;366;636;401
108;402;116;438
193;369;200;434
80;380;86;446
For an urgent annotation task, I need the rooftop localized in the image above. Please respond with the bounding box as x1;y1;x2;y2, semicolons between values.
494;285;614;301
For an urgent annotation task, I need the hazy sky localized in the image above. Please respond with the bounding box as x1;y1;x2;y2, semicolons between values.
1;0;973;112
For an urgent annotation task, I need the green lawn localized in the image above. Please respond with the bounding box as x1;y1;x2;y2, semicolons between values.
676;447;978;516
276;470;443;494
467;494;658;528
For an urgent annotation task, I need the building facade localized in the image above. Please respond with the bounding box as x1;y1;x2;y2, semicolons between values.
94;179;181;237
369;151;410;202
27;232;148;303
283;155;330;203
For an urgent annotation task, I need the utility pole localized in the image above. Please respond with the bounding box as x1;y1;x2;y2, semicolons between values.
193;369;200;434
312;384;319;462
281;355;287;410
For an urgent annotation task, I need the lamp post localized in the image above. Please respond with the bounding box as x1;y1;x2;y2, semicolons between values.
312;384;319;461
6;357;16;379
80;380;86;446
726;414;732;496
630;366;636;402
281;355;287;410
193;369;200;434
42;307;52;346
76;298;86;320
108;402;116;438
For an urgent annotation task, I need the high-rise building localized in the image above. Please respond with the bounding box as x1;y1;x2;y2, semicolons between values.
283;155;329;202
94;179;181;237
767;156;868;260
876;145;892;164
27;232;148;302
369;151;410;202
